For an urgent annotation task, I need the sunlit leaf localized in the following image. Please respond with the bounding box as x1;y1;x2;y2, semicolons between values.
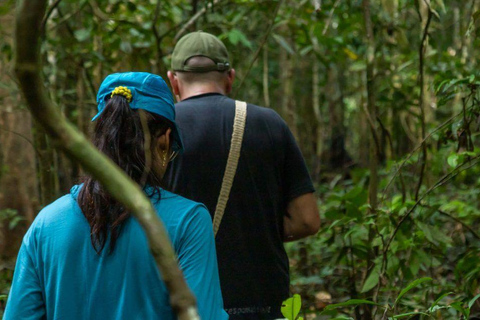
281;294;302;320
447;153;458;168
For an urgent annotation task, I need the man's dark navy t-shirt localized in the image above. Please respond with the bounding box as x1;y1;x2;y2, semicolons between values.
165;93;315;319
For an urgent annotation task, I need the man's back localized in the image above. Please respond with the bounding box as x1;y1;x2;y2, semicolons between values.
166;93;315;318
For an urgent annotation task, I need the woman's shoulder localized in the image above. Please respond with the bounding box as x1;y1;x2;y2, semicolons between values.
155;189;211;234
23;192;82;249
159;189;208;214
33;192;80;227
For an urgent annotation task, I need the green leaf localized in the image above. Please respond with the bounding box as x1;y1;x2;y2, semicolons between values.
74;29;90;42
447;153;458;168
227;29;252;48
0;294;7;301
120;41;132;54
430;292;453;309
395;277;432;306
281;294;302;320
325;299;382;311
450;301;468;318
273;34;295;55
392;311;430;318
468;293;480;309
361;266;380;293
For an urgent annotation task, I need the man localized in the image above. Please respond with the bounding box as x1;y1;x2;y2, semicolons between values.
165;31;320;319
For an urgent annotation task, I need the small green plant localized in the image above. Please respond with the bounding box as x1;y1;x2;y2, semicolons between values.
281;294;304;320
321;277;480;319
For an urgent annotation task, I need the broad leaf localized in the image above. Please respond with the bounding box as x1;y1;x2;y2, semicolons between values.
281;294;302;320
361;267;380;293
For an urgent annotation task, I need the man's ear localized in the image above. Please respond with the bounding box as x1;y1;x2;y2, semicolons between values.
167;71;180;96
226;68;236;95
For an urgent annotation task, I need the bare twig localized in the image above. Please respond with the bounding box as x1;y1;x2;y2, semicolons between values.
0;127;41;159
322;0;340;35
383;155;480;257
234;0;284;96
49;3;88;32
414;1;433;201
151;0;167;75
173;0;222;42
381;111;463;203
361;101;381;157
41;0;62;32
421;204;480;240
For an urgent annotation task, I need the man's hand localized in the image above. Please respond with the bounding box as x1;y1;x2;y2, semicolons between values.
283;193;320;242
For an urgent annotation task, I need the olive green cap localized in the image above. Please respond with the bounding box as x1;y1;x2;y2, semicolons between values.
171;31;231;72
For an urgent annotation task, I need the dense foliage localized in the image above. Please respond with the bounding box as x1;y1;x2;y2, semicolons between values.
1;0;480;318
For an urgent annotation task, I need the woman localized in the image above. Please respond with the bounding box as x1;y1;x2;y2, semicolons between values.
4;72;228;319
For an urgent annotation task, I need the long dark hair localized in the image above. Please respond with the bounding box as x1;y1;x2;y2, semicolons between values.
78;95;172;254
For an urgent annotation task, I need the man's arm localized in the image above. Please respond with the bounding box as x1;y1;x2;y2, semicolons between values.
283;193;320;242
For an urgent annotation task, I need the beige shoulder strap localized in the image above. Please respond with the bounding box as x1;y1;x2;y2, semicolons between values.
213;100;247;237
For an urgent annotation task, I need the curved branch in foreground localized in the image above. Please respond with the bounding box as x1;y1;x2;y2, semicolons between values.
14;1;198;319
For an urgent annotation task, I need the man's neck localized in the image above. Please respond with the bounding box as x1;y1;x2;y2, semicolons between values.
178;84;227;101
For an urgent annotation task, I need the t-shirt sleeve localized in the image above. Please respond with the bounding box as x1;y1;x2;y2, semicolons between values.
3;233;45;320
282;121;315;201
177;205;228;320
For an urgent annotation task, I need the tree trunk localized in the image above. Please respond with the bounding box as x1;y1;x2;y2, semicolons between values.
0;10;37;259
362;0;378;318
279;45;298;140
312;58;323;180
32;121;59;207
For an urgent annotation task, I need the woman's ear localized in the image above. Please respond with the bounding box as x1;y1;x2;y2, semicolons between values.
156;128;172;153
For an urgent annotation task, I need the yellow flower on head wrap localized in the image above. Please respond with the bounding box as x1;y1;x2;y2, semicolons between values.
111;86;132;102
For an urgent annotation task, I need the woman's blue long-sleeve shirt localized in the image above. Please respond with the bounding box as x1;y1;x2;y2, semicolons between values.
4;186;228;320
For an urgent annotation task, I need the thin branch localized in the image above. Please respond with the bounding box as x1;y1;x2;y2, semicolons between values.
383;155;480;257
49;2;88;32
361;101;381;157
0;127;42;159
233;0;284;97
322;0;340;35
151;0;166;75
87;0;109;21
15;1;199;318
414;1;433;201
421;205;480;240
173;0;222;42
41;0;62;32
381;110;463;203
